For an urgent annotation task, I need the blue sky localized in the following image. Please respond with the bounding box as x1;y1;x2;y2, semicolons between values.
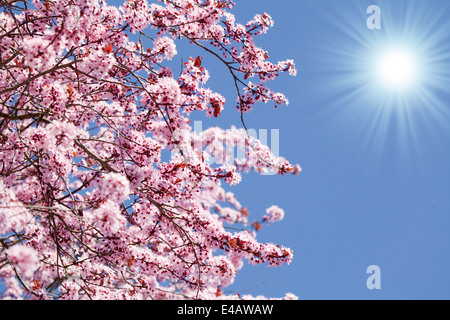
210;0;450;299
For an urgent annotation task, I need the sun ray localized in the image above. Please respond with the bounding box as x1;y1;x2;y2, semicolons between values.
308;0;450;176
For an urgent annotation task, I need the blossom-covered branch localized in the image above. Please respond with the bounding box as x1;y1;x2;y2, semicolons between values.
0;0;300;300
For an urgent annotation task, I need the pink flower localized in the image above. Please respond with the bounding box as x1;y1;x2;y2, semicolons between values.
22;37;56;70
0;180;31;234
7;245;39;278
98;172;131;202
263;205;285;224
152;36;177;61
90;200;126;235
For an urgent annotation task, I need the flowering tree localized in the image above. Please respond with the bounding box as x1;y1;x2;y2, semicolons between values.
0;0;300;300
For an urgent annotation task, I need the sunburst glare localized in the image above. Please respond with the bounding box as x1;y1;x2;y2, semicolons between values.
376;48;418;90
310;1;450;174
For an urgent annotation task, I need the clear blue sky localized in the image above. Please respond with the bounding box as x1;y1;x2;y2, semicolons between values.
212;0;450;299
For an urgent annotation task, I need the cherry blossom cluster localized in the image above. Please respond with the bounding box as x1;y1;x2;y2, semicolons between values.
0;0;299;300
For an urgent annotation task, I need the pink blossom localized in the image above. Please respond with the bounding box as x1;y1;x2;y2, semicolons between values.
263;205;285;224
0;180;31;234
0;0;299;300
97;172;131;203
6;245;39;278
22;37;56;70
152;36;177;60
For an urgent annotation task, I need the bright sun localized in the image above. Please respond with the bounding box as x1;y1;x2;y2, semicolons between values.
376;49;418;90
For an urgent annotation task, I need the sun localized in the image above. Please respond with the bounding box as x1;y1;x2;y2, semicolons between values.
376;49;418;90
